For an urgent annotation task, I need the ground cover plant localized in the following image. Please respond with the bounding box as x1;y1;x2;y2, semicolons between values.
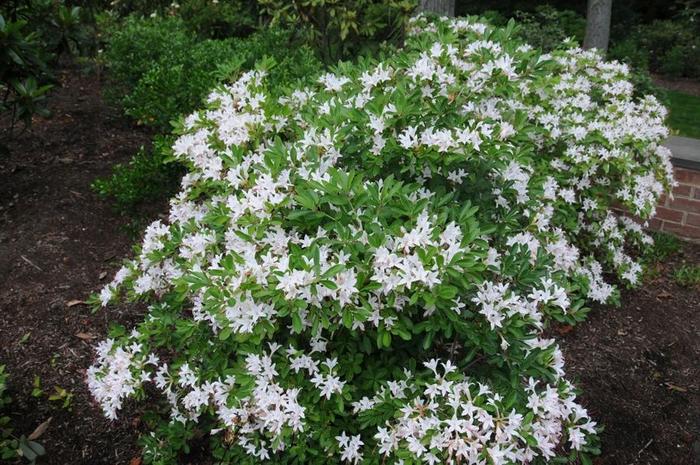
84;13;676;465
673;263;700;288
0;366;46;464
0;365;18;460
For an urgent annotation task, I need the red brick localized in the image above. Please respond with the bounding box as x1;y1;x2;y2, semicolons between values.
694;189;700;200
654;206;684;223
675;168;700;185
624;211;643;223
662;221;700;239
646;218;663;231
669;197;700;215
672;184;692;198
610;207;625;216
687;213;700;228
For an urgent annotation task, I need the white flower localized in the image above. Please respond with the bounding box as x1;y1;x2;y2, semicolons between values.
319;73;351;92
336;432;364;464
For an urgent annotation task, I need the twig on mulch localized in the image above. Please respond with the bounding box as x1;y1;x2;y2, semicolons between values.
636;438;653;459
21;255;44;271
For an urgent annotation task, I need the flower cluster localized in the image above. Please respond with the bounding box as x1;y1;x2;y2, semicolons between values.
365;361;596;465
88;13;672;465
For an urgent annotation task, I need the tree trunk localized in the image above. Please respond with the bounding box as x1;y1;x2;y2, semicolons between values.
417;0;455;17
583;0;613;52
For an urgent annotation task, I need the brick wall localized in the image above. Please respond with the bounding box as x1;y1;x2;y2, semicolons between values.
650;166;700;241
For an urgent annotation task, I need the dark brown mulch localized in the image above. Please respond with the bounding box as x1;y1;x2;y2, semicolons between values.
0;66;153;465
560;244;700;465
652;74;700;97
0;66;699;465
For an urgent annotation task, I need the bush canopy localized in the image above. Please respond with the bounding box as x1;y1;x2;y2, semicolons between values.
88;14;673;465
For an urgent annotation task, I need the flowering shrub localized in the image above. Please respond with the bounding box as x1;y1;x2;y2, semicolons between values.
88;14;673;465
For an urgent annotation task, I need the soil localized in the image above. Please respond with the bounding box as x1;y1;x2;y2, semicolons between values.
1;66;699;465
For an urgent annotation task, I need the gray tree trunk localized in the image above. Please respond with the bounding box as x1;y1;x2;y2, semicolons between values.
583;0;613;52
418;0;455;17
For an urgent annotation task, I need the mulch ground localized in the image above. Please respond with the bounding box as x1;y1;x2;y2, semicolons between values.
559;248;700;465
1;66;699;465
653;74;700;98
0;65;153;465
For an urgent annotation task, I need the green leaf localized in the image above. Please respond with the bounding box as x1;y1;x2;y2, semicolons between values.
218;327;232;341
292;312;303;333
436;284;458;300
7;49;24;65
395;328;412;341
422;331;434;350
26;441;45;457
381;331;391;348
321;264;345;279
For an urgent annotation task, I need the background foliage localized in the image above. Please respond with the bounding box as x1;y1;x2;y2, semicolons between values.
460;0;700;79
94;15;324;214
0;0;96;147
258;0;416;62
101;16;322;129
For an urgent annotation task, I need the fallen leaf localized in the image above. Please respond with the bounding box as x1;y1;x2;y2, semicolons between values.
75;332;96;341
617;329;628;336
129;457;142;465
66;300;85;307
556;325;573;335
657;290;673;300
99;271;107;280
28;417;52;441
